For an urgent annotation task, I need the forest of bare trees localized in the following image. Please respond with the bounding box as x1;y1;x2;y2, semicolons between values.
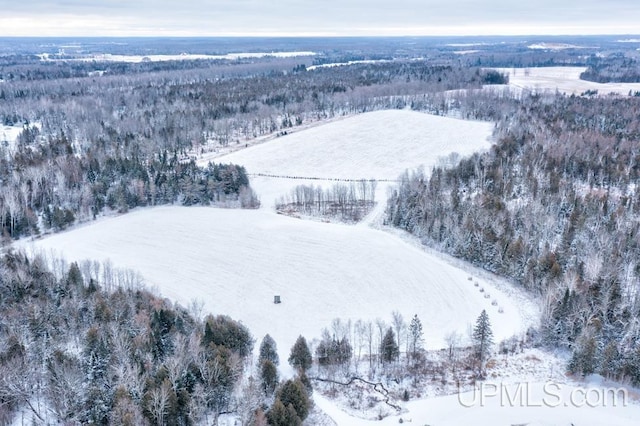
276;180;377;222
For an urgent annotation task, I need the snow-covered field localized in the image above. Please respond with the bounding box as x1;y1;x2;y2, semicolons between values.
307;59;391;71
24;205;532;358
20;111;532;354
209;109;495;208
527;42;586;50
495;66;640;95
19;109;573;424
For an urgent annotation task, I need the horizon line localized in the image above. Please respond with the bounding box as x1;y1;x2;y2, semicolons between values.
1;33;640;38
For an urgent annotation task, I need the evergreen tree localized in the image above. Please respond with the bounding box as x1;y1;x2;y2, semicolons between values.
623;346;640;386
408;314;424;360
276;378;310;421
288;335;312;372
150;308;176;361
569;334;598;376
260;360;279;396
297;370;313;396
66;261;84;291
81;327;113;424
472;310;494;366
259;334;279;366
380;327;399;364
201;314;253;358
600;341;620;379
316;335;352;367
266;398;301;426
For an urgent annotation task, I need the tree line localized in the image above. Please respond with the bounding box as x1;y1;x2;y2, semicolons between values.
0;58;501;157
0;251;254;425
0;54;509;243
580;56;640;83
0;132;259;240
387;92;640;384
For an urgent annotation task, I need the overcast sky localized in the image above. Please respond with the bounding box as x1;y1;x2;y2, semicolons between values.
1;0;638;37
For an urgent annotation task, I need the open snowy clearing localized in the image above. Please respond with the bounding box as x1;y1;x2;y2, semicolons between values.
21;205;532;369
209;109;495;209
213;110;489;181
307;59;391;71
494;66;640;95
19;111;534;357
0;124;22;141
1;124;23;154
19;109;549;423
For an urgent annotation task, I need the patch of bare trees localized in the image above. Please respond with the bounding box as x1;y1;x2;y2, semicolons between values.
276;180;377;222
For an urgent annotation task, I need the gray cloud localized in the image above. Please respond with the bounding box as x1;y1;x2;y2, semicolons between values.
2;0;639;35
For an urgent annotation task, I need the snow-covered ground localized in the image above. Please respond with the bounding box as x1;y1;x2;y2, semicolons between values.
494;66;640;96
19;111;530;354
311;345;640;425
527;42;587;50
307;59;391;71
315;378;640;426
0;123;24;154
23;205;534;357
210;109;495;209
18;109;557;423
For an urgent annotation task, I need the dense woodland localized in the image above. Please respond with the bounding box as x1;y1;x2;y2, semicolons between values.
0;251;256;425
0;54;508;241
580;56;640;84
3;37;640;424
387;93;640;383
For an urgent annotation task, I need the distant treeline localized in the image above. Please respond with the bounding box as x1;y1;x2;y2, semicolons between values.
0;56;509;241
580;57;640;84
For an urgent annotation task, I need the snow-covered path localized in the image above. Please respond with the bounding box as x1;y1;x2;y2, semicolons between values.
315;379;640;426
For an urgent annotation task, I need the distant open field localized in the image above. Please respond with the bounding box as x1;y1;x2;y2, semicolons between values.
495;66;640;95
